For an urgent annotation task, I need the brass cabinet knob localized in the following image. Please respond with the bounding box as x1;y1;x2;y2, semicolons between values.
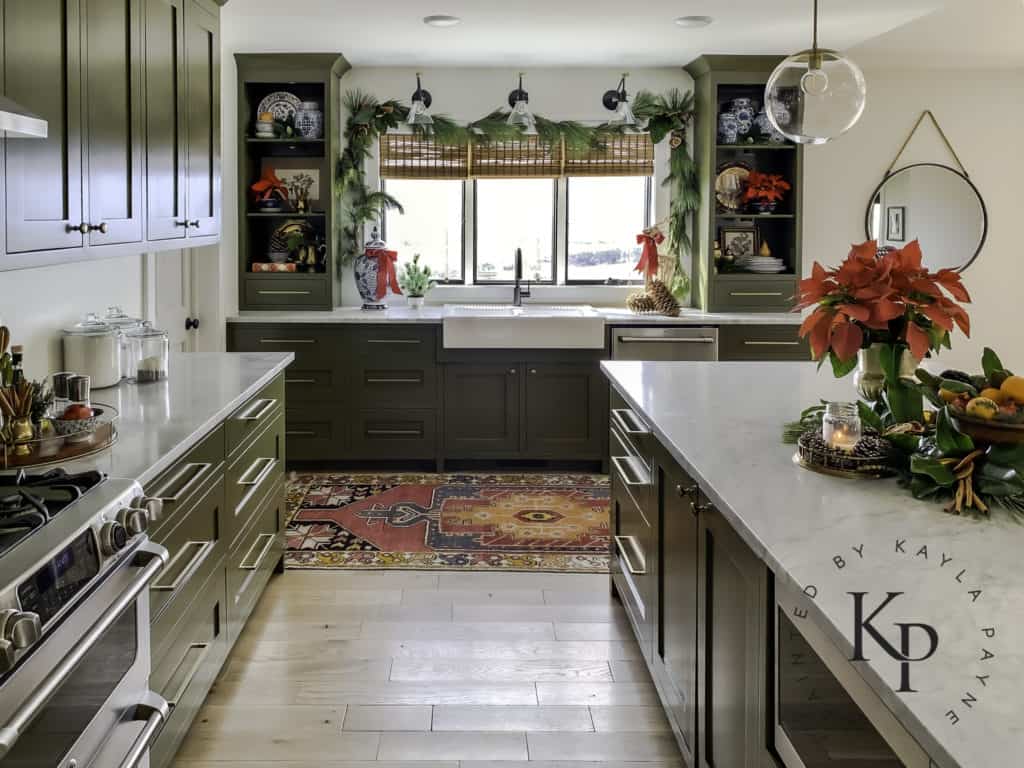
88;222;109;234
67;222;89;235
509;368;517;375
188;219;201;228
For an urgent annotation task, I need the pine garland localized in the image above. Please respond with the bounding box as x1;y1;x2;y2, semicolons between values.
337;88;699;266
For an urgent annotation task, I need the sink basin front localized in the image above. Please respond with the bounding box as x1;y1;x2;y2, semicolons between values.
442;304;605;349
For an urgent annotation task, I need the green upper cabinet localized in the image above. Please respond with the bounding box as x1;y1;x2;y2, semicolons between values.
145;0;188;241
0;0;223;269
184;0;220;239
4;0;85;253
84;0;145;246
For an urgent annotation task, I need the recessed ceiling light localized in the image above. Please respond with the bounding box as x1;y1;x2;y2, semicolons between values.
423;14;461;27
674;15;713;28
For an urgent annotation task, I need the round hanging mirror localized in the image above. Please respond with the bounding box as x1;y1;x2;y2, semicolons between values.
865;163;987;272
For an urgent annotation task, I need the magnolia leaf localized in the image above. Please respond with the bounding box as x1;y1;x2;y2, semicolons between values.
939;379;978;397
910;475;947;500
982;347;1004;383
885;379;924;425
987;443;1024;475
910;455;957;487
857;401;884;432
936;409;974;455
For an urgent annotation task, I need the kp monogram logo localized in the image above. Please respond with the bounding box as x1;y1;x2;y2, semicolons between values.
849;591;940;693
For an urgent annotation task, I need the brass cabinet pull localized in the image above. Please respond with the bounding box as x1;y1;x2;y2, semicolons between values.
165;642;212;708
259;337;315;344
257;290;312;296
152;540;215;593
366;428;422;437
611;455;652;488
729;291;783;297
151;462;214;504
239;533;276;572
365;377;422;384
237;398;277;421
285;378;318;384
610;408;650;437
366;338;421;345
742;340;800;346
237;456;276;488
286;430;317;437
614;535;647;576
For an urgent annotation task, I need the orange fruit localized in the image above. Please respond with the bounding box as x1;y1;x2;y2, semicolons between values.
1000;375;1024;404
980;387;1009;405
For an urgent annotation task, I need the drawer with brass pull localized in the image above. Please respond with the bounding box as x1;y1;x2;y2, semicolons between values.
719;324;809;361
225;412;284;547
352;365;440;409
227;482;283;648
144;426;225;539
350;324;437;364
226;373;285;455
286;407;347;460
351;409;437;459
711;277;796;312
242;275;331;309
227;325;347;370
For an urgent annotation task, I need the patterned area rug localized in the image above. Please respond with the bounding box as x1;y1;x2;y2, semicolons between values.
285;472;610;572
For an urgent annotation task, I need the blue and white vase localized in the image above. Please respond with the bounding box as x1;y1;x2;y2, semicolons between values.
730;97;757;124
355;229;385;308
718;112;739;144
295;101;324;139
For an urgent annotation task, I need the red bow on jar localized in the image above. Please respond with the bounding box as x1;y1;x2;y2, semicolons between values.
366;247;402;300
635;229;665;281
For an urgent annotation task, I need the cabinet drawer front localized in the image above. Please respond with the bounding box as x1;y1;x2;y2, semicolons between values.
150;563;227;768
150;476;225;635
719;325;808;361
145;425;225;539
285;368;338;402
711;278;796;312
353;366;439;409
227;484;283;648
286;409;345;461
612;488;653;657
226;413;284;547
350;325;437;363
351;409;437;459
225;373;285;455
228;324;341;369
242;276;331;309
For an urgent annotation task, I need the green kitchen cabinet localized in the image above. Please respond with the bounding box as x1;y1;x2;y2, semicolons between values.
145;0;189;241
444;364;521;456
184;0;220;238
524;363;605;459
4;0;85;253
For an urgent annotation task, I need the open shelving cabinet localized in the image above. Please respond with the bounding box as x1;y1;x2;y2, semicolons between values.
236;53;350;310
686;55;804;313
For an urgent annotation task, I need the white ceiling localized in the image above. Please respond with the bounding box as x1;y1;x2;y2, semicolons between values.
224;0;948;67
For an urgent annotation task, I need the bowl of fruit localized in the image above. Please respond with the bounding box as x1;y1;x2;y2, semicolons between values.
54;404;103;443
928;349;1024;444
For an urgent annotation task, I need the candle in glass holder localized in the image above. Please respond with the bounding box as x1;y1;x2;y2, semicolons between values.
823;402;861;452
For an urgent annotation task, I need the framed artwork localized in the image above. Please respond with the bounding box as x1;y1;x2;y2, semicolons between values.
886;206;906;242
721;226;758;262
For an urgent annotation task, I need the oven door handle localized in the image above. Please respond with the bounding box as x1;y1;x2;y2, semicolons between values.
0;540;168;759
118;690;171;768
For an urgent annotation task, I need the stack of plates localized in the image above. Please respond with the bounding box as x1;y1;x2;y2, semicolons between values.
736;256;787;274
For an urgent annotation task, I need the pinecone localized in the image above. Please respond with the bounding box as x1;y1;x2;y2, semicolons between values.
649;279;681;317
627;291;656;314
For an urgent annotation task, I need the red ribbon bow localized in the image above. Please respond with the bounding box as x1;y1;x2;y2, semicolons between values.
635;230;665;280
366;248;402;300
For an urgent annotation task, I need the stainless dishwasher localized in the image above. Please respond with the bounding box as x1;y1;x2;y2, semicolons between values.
611;326;718;361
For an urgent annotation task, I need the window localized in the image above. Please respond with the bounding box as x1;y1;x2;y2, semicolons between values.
382;179;464;282
566;176;651;283
475;179;556;283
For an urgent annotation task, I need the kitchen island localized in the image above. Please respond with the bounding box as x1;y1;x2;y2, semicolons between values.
602;360;1022;768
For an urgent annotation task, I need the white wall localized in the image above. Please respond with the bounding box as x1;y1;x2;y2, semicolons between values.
0;255;146;378
802;67;1023;372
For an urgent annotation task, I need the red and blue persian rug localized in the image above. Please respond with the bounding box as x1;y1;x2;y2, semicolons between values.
285;472;610;572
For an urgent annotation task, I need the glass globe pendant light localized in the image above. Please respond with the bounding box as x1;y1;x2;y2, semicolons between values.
765;0;866;145
507;73;537;135
602;73;637;129
407;72;434;127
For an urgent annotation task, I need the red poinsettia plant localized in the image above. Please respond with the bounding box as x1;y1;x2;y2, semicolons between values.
742;171;791;204
796;240;971;373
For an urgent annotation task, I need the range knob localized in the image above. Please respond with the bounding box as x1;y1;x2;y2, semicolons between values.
99;521;129;556
0;609;41;649
0;639;15;673
131;496;163;523
117;507;149;537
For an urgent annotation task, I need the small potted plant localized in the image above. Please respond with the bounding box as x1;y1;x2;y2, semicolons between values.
398;254;434;309
742;171;791;214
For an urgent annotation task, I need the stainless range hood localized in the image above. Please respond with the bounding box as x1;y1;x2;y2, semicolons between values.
0;95;47;138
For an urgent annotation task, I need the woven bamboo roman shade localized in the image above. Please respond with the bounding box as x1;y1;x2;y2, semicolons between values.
378;133;653;180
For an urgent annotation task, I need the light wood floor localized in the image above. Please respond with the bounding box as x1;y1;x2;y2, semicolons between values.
173;570;684;767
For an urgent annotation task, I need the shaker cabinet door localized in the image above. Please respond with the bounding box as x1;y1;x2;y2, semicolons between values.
84;0;145;246
524;364;604;459
4;0;84;253
145;0;188;241
184;0;220;238
443;365;520;456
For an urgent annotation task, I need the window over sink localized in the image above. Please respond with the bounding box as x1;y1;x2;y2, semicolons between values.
474;179;556;284
566;176;651;284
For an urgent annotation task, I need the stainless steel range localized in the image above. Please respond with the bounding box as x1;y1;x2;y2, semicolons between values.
0;469;168;768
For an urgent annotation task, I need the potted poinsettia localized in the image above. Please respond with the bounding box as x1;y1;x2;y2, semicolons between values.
796;239;971;421
742;171;791;214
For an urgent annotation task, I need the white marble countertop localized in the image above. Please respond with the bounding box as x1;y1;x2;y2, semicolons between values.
601;360;1023;768
227;306;800;326
72;352;294;485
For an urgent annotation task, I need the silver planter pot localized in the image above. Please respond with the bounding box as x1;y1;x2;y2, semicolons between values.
854;344;920;401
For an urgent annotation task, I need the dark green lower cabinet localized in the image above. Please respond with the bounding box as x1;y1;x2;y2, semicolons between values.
444;364;521;456
524;364;605;459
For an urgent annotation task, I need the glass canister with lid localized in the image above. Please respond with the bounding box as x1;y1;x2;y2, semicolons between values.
61;314;122;389
103;306;144;379
125;322;170;382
